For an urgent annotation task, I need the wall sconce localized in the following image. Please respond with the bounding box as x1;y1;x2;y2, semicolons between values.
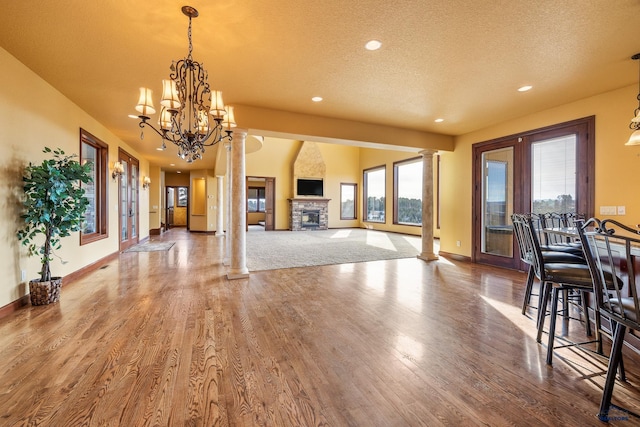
142;176;151;189
112;161;124;181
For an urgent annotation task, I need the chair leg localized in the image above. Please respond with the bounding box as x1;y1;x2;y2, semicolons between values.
580;290;592;337
593;305;603;355
546;287;561;365
522;266;536;315
610;320;626;381
537;282;551;342
598;322;627;421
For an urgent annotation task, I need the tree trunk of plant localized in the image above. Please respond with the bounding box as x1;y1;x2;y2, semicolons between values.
41;225;52;282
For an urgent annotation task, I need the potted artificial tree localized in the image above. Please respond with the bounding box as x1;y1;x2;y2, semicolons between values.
17;147;92;305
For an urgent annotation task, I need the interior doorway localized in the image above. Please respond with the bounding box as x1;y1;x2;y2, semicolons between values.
166;186;189;229
246;176;275;231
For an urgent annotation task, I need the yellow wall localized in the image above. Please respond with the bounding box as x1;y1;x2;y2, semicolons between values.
185;170;217;232
440;84;638;258
322;143;361;229
0;47;149;308
148;164;162;231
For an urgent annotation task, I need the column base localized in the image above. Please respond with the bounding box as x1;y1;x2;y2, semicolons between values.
215;231;225;237
417;253;439;262
227;270;250;280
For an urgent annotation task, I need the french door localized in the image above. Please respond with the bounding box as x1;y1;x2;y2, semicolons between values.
472;117;594;269
118;149;139;252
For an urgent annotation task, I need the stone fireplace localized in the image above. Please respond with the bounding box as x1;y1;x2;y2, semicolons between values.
289;141;330;231
289;199;329;230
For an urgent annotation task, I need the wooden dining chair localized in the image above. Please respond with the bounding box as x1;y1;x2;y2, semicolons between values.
577;218;640;421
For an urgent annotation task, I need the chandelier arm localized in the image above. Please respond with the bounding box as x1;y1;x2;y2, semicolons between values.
138;118;168;139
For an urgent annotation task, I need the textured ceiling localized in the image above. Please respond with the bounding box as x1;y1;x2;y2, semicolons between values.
1;0;639;171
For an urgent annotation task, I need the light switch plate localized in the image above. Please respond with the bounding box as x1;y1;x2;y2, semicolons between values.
617;206;626;215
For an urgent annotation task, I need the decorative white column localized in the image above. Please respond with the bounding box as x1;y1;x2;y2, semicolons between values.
223;142;232;266
215;175;225;236
418;149;439;261
227;129;250;279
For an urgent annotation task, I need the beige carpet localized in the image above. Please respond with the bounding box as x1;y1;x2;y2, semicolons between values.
246;228;430;271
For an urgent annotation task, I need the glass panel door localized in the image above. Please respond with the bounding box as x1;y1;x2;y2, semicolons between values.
131;163;138;239
120;159;128;242
481;148;513;258
118;149;139;252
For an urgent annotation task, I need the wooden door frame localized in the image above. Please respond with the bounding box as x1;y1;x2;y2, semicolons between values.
472;138;522;269
472;116;595;269
246;176;276;231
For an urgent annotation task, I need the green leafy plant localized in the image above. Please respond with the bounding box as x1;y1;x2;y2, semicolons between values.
17;147;93;282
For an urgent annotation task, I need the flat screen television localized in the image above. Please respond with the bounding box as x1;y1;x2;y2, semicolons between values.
297;178;323;197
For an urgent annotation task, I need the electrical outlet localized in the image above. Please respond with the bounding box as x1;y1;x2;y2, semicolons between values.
617;206;626;215
456;240;461;247
21;270;27;281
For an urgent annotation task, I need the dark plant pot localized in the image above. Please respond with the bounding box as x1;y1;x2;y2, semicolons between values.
29;277;62;305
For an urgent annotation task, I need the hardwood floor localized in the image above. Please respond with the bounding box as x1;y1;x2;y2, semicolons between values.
2;228;640;426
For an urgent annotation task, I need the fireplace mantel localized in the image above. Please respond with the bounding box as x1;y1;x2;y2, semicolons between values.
288;198;331;231
288;198;331;203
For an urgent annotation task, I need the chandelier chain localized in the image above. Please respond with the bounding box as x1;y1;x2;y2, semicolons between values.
187;15;193;60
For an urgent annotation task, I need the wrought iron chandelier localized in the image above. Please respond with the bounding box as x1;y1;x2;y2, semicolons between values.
625;53;640;146
134;5;235;162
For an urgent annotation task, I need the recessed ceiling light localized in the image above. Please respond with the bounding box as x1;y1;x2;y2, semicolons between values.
434;118;444;123
311;96;323;102
170;163;175;166
176;171;182;174
518;85;533;92
365;40;382;51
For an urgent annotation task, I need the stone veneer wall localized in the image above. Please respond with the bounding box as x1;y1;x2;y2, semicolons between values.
293;141;326;196
289;198;330;231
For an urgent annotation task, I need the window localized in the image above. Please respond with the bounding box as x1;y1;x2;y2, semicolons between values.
394;157;422;226
248;187;266;212
364;166;386;223
340;183;357;220
531;135;576;213
80;128;108;244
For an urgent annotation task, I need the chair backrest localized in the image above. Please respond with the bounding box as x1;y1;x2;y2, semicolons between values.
511;213;530;265
512;213;545;279
541;212;565;245
577;218;640;328
564;212;586;227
